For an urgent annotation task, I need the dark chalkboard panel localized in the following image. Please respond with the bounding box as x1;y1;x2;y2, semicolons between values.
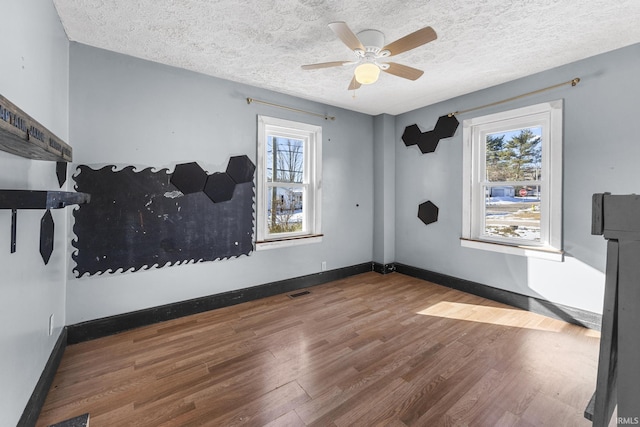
72;165;254;276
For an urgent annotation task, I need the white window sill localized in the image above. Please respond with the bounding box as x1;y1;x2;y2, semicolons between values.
256;234;323;251
460;238;564;262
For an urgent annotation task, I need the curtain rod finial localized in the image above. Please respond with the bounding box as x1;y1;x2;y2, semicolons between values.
571;78;580;86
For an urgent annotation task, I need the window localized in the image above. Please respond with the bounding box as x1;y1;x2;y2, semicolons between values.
256;115;322;249
461;100;563;261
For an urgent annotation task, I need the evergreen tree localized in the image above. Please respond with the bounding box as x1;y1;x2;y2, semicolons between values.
504;129;541;181
486;134;506;181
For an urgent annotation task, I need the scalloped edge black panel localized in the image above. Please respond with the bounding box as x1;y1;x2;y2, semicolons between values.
72;164;254;277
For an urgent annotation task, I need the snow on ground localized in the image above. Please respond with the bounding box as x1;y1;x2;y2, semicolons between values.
485;225;540;241
486;196;540;205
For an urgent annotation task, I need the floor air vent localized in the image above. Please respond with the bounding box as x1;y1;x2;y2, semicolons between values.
288;290;311;299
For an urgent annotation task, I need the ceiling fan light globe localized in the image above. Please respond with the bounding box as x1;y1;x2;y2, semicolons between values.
354;63;380;84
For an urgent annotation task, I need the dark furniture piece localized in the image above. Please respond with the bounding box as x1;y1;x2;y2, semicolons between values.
586;193;640;425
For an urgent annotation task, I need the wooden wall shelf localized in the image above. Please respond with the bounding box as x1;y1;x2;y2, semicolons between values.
0;94;72;162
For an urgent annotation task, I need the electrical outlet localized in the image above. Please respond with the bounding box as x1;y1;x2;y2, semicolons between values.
321;261;327;272
48;314;54;336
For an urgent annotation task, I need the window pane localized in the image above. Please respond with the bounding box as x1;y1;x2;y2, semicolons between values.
267;187;304;234
266;136;304;183
486;127;542;182
484;185;541;241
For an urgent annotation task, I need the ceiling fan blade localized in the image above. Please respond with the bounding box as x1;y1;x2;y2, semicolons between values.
382;62;424;80
382;26;437;56
348;76;361;91
301;61;353;70
328;21;365;52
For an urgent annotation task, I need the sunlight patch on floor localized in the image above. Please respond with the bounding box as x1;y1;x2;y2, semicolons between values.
416;301;592;333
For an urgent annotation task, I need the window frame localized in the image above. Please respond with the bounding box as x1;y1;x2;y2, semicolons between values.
461;100;563;261
256;115;322;250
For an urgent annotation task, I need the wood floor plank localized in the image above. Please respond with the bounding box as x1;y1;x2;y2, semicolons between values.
175;380;310;427
521;393;590;426
264;409;307;427
443;368;506;425
36;272;599;426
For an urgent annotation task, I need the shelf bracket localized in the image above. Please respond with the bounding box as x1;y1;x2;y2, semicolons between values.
10;208;16;253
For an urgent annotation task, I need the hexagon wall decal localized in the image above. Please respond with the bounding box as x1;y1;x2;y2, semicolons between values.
403;114;460;154
204;172;236;203
170;162;207;194
417;131;440;154
433;114;460;139
402;124;421;147
418;200;439;226
226;155;256;184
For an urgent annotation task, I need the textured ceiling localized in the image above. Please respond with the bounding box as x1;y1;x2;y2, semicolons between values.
52;0;640;116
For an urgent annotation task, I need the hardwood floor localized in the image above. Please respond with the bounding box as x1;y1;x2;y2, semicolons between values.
37;272;600;426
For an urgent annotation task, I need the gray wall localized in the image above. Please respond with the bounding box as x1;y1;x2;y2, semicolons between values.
66;43;374;324
0;1;69;425
395;43;640;315
373;114;396;265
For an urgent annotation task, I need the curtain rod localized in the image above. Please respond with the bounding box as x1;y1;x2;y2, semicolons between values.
246;97;336;121
448;77;580;117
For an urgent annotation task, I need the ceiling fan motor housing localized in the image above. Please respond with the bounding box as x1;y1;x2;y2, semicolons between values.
356;29;389;57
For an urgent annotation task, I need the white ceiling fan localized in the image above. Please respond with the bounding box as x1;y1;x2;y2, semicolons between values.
301;21;437;90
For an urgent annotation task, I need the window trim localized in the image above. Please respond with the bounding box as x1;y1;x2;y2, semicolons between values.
461;100;563;261
256;115;322;250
